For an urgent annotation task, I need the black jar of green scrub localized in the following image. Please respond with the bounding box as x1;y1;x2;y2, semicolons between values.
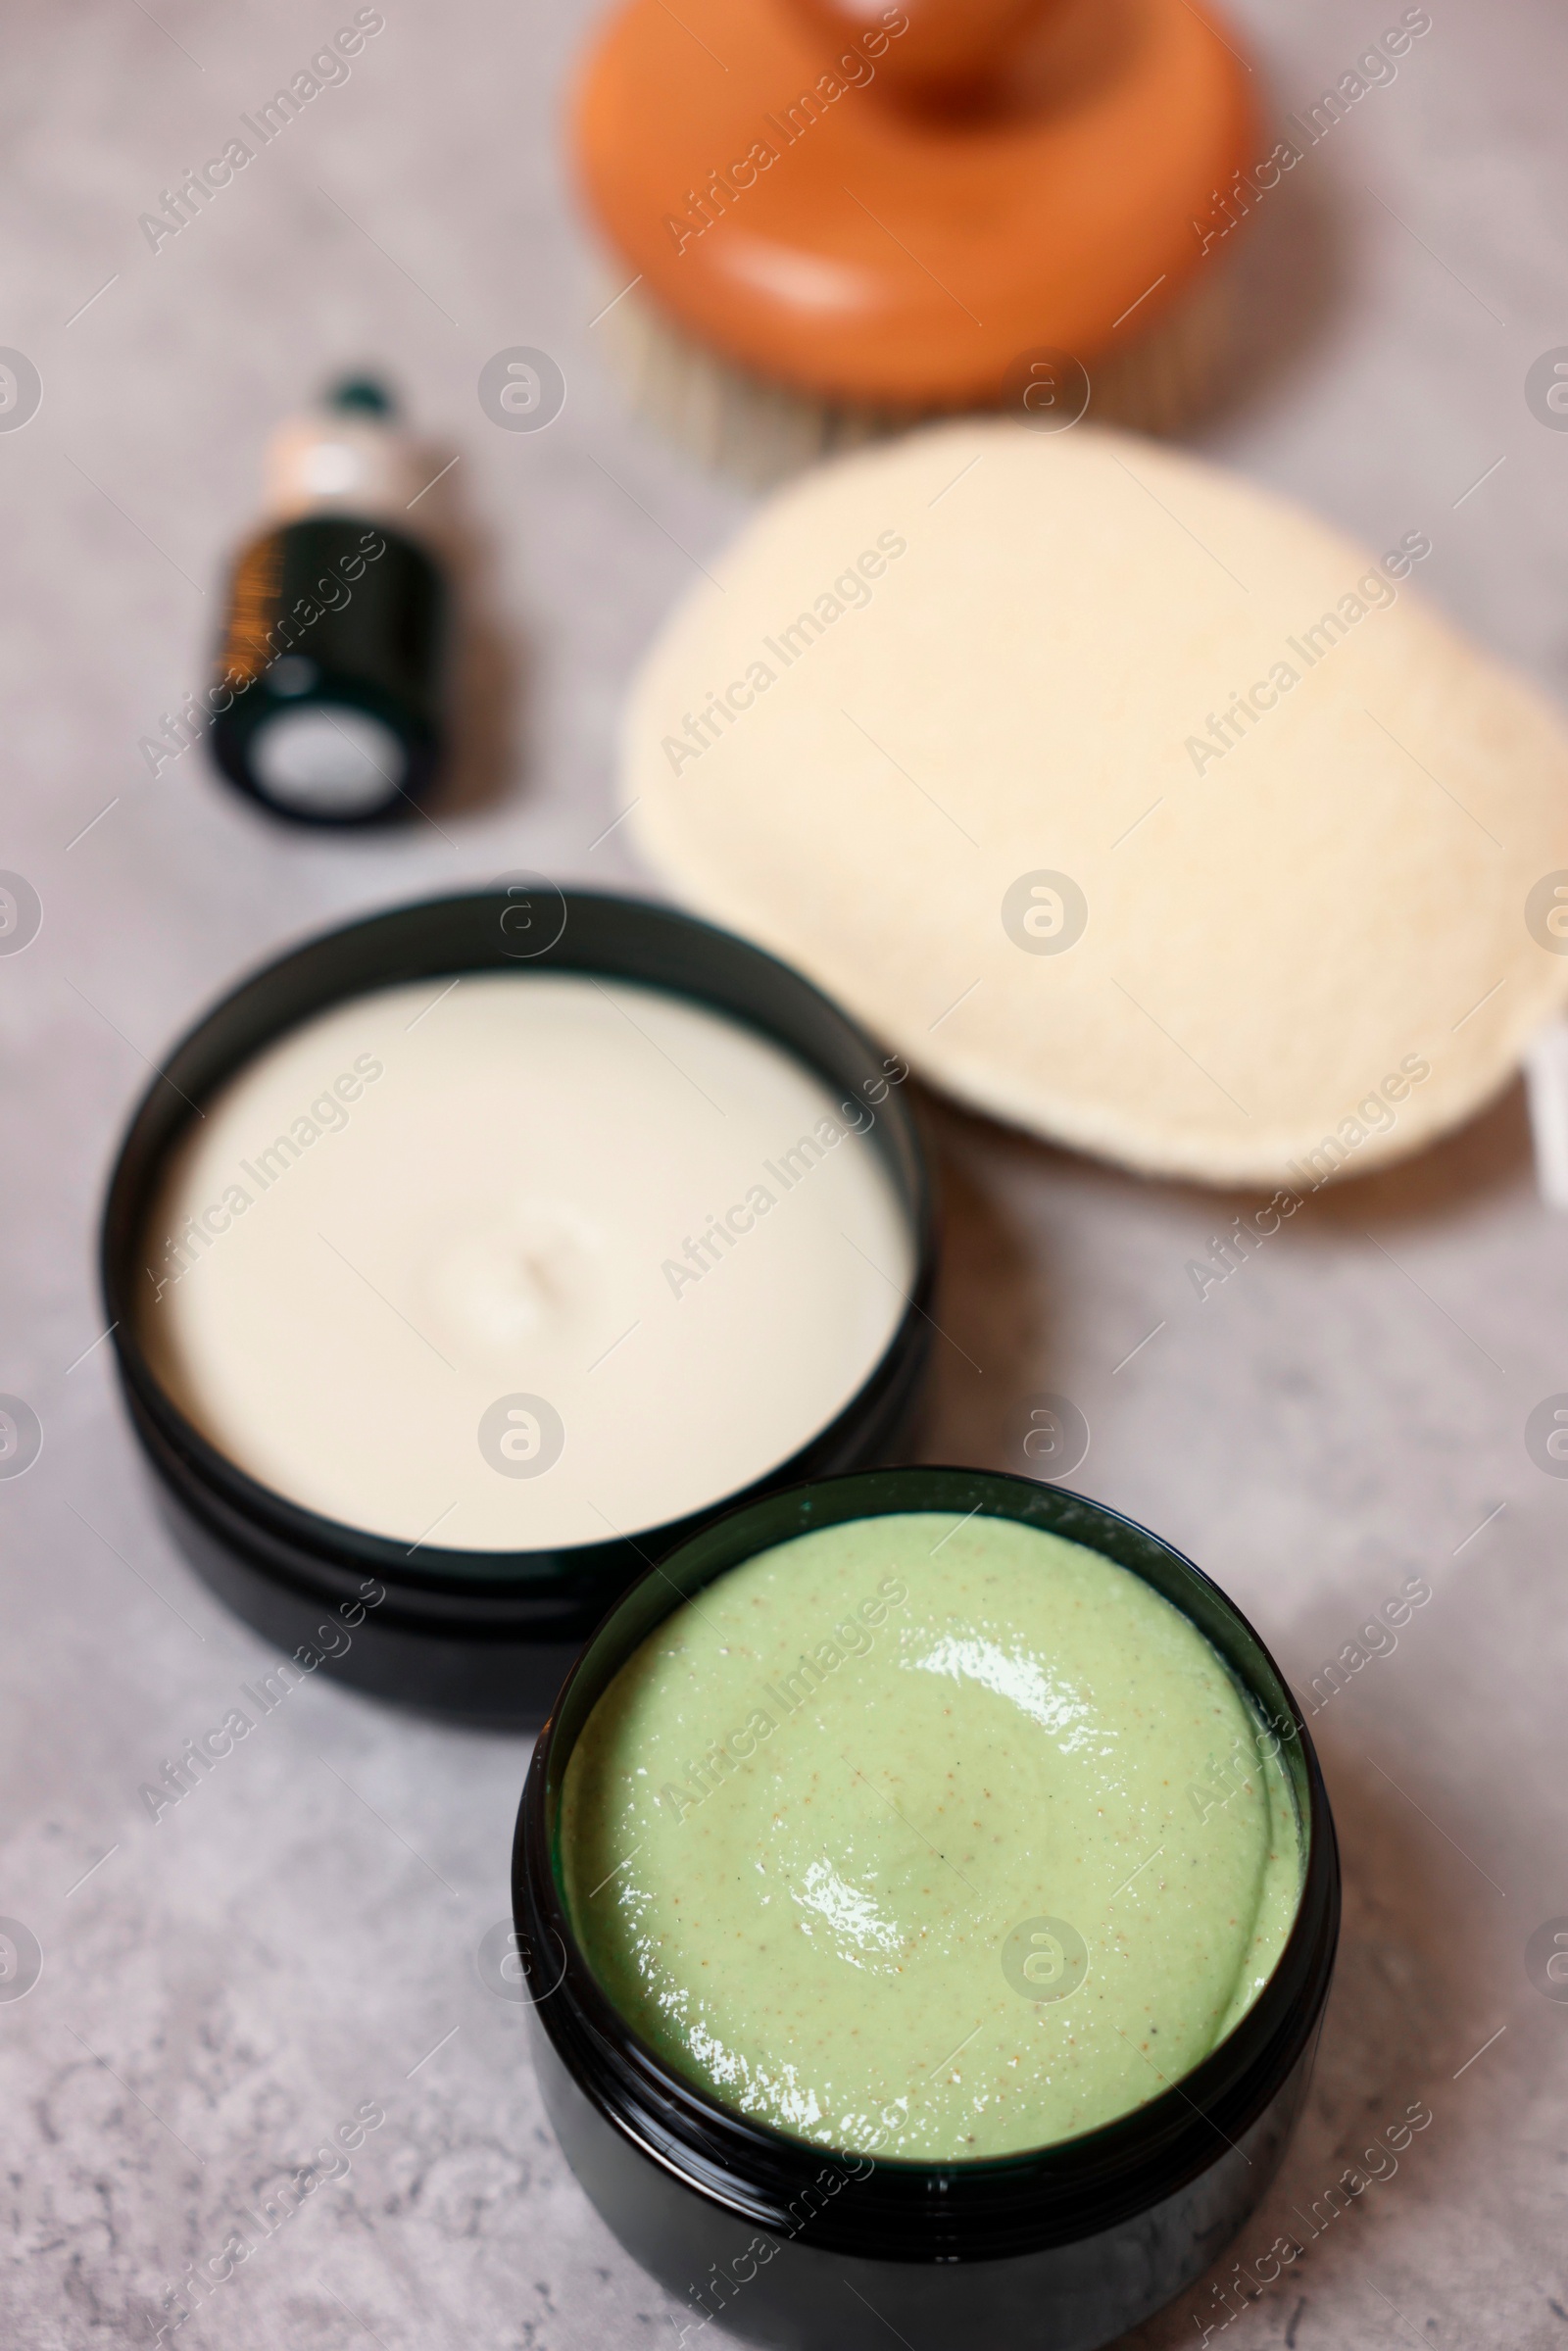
514;1466;1340;2351
99;894;936;1725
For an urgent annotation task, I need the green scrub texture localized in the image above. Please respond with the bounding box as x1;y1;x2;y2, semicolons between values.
561;1513;1302;2161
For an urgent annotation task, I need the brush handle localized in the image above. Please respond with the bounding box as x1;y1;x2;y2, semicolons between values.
788;0;1071;109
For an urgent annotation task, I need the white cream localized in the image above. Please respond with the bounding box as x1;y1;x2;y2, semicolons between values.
138;972;913;1550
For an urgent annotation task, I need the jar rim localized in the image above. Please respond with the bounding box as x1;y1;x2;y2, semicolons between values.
514;1464;1341;2261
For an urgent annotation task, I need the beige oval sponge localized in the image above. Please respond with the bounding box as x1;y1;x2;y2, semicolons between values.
622;420;1568;1187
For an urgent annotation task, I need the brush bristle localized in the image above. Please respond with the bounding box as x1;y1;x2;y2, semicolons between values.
1087;268;1236;436
593;269;1236;487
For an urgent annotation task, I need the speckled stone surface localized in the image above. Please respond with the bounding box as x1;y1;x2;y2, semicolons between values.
2;1;1567;2345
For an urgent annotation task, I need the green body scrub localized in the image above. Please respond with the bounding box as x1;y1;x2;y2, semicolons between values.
562;1513;1302;2162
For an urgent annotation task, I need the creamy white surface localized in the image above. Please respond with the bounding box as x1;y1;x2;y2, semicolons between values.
138;972;912;1548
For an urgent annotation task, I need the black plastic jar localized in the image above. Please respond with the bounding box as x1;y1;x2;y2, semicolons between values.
100;891;935;1724
514;1466;1340;2351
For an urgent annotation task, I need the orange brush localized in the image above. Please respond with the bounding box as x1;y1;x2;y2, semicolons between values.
574;0;1261;478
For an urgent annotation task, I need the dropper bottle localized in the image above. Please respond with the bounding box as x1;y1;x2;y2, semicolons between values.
208;375;448;825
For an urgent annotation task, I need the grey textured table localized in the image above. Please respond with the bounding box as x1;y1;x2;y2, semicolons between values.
3;1;1567;2344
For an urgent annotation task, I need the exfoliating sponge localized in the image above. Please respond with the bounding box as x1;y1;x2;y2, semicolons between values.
621;419;1568;1187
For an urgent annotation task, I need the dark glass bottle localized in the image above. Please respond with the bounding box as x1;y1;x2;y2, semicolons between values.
209;377;447;825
